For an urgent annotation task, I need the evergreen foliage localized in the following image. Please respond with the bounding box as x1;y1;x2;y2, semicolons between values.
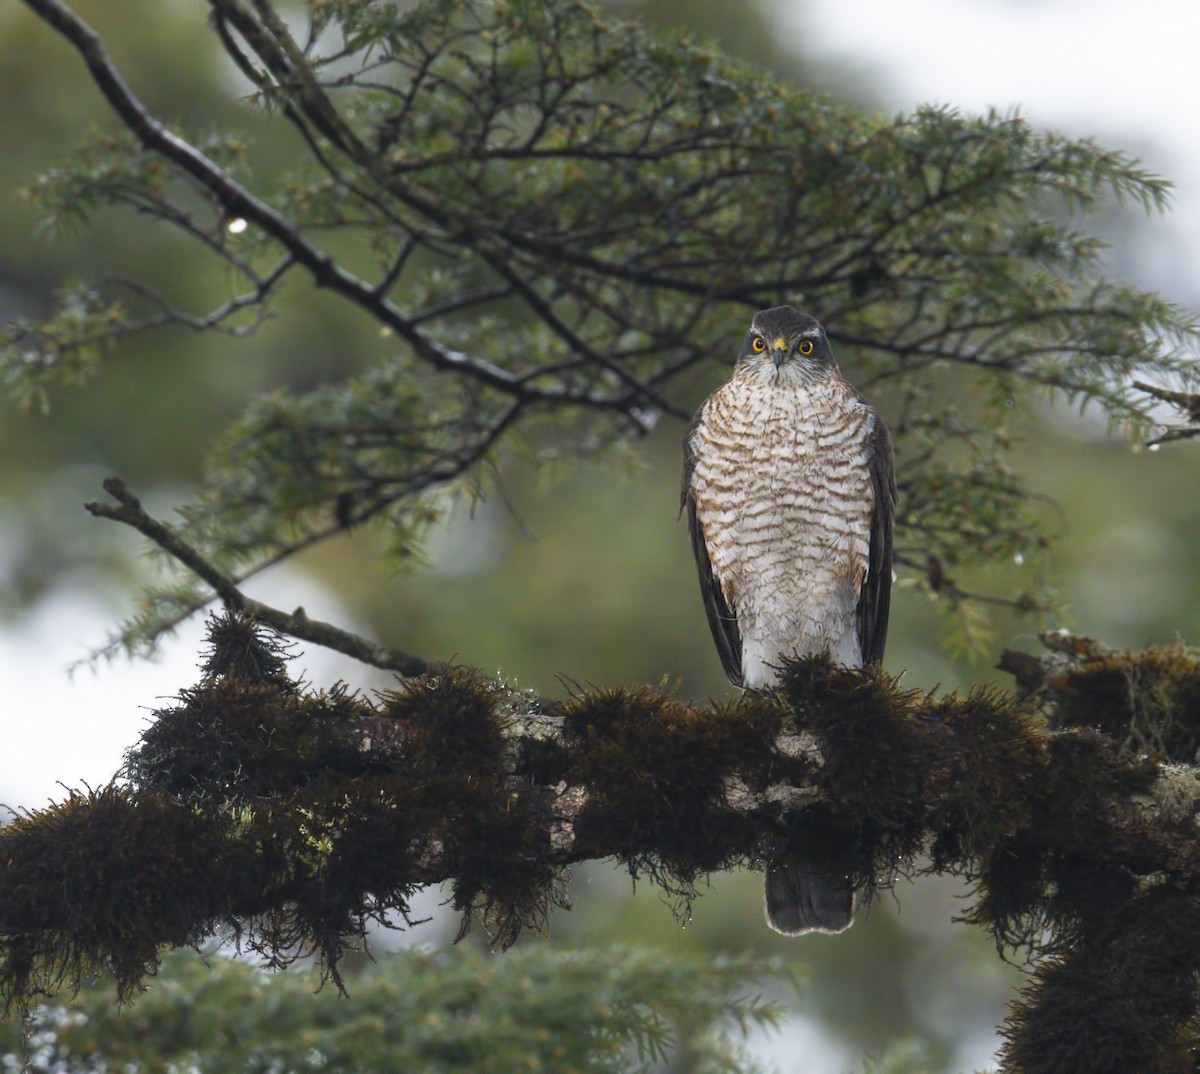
6;0;1199;658
0;945;785;1074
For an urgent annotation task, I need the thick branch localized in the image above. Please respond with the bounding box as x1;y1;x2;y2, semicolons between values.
3;621;1200;1074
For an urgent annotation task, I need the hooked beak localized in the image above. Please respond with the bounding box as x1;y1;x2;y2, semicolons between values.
770;336;787;369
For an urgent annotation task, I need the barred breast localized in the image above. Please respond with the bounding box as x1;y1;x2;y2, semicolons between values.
688;376;876;687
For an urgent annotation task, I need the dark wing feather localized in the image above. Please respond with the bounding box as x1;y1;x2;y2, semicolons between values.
682;418;743;687
857;413;896;665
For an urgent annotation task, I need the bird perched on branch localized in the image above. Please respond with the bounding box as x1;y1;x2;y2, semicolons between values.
681;306;895;935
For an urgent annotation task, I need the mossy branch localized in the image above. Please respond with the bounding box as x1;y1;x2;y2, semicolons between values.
4;615;1200;1073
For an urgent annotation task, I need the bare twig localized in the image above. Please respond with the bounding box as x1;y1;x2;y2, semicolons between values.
85;477;431;676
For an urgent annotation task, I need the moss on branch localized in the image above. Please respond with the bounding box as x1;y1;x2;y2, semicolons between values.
4;615;1200;1072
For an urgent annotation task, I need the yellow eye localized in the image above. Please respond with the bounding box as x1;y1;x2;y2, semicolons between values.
798;339;814;356
751;336;765;353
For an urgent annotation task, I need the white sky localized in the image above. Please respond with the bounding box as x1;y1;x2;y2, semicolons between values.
0;573;390;811
782;0;1200;303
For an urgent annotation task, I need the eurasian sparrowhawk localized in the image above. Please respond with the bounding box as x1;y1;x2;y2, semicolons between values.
682;305;896;935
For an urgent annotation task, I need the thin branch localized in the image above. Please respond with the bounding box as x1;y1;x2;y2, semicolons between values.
105;258;294;335
84;477;431;676
22;0;643;416
373;233;420;298
81;394;526;665
1145;427;1200;446
1133;378;1200;445
470;243;687;422
408;283;513;324
1133;378;1200;418
895;551;1048;613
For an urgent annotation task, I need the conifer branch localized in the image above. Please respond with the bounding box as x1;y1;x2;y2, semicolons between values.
20;0;660;422
84;477;431;676
14;0;1200;651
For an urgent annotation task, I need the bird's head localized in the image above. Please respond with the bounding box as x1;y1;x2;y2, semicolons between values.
735;306;838;386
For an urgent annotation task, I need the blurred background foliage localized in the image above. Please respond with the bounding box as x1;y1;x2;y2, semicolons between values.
0;946;791;1074
0;1;1197;1071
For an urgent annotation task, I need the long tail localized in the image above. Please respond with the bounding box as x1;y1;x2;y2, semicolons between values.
764;858;854;935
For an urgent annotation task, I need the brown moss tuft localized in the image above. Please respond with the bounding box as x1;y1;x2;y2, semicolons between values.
778;655;930;822
0;785;229;1008
561;684;783;897
128;678;376;800
382;666;508;779
1050;643;1200;763
926;686;1046;861
775;656;934;888
966;830;1051;951
1001;888;1200;1074
446;800;568;949
963;730;1161;953
201;611;296;689
222;773;432;986
381;668;564;948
